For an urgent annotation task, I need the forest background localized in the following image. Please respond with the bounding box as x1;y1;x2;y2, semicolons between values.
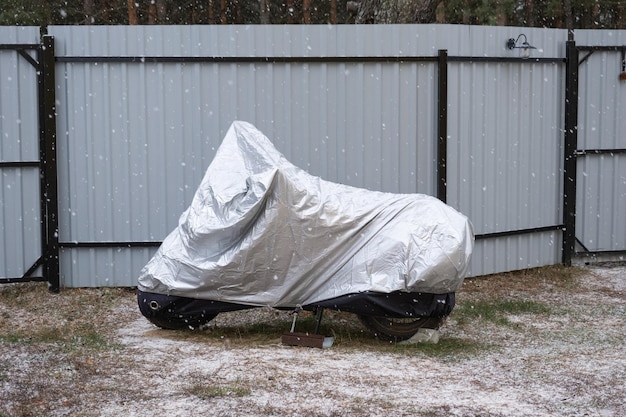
2;0;625;29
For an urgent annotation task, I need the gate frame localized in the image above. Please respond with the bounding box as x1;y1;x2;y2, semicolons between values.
567;40;626;263
0;34;59;292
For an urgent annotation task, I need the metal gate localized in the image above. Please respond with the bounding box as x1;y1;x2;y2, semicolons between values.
566;42;626;263
0;36;59;292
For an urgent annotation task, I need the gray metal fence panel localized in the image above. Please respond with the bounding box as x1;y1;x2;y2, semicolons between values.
575;31;626;254
3;24;617;287
50;25;445;286
0;26;42;279
447;58;566;275
0;169;41;277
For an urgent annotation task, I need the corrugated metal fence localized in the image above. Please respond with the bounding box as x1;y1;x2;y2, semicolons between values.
0;28;41;282
574;31;626;261
1;24;625;288
1;27;58;288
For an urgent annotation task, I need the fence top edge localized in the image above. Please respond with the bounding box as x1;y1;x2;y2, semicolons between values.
54;55;566;64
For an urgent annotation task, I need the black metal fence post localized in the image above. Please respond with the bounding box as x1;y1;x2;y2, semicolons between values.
38;35;60;292
437;49;448;203
562;40;579;266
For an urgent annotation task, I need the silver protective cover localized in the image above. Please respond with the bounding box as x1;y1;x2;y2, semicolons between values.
137;121;474;307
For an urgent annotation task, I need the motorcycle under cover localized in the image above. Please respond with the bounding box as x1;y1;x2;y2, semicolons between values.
137;121;474;308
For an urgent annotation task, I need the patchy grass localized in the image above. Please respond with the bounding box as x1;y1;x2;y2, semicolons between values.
185;379;252;399
162;309;491;362
453;299;552;327
0;266;585;356
2;264;624;417
0;282;138;417
0;325;119;352
0;283;127;356
392;336;488;360
461;265;586;298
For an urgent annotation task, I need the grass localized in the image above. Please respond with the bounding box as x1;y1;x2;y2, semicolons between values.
462;264;585;297
453;264;587;329
164;309;491;361
0;283;133;417
454;298;552;327
147;268;571;360
1;317;122;355
378;336;489;364
185;379;252;399
0;265;581;359
0;282;126;365
3;264;623;417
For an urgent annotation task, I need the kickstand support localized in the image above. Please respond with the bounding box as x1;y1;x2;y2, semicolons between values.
289;305;302;333
281;305;333;349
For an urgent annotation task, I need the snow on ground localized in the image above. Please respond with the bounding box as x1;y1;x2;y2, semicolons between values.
1;264;625;417
105;264;626;417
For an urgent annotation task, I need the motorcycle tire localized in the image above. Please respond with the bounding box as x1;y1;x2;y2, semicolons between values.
358;315;443;342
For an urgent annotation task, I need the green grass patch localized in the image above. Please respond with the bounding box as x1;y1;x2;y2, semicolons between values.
0;282;50;307
454;299;552;326
166;310;488;360
185;380;251;399
0;325;120;353
70;329;121;351
0;327;65;345
391;337;488;361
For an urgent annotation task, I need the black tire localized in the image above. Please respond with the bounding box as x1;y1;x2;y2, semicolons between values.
358;315;443;342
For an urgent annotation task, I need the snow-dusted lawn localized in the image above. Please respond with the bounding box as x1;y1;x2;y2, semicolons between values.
1;264;624;417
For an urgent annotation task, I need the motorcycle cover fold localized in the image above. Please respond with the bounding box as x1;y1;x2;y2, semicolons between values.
137;121;474;308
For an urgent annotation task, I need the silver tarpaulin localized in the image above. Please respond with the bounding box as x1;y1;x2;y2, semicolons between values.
137;121;474;307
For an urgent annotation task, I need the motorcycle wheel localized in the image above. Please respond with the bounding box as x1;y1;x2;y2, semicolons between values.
358;315;443;342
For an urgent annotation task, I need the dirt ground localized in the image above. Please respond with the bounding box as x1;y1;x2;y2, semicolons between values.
1;263;625;417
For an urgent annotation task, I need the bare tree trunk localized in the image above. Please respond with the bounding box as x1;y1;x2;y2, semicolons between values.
43;0;53;24
562;0;574;30
235;1;244;23
436;0;445;23
148;0;157;23
157;0;166;22
287;0;294;24
356;0;441;23
303;0;311;23
209;0;216;23
101;0;110;23
84;0;95;24
355;0;380;23
618;1;626;29
330;0;337;24
495;0;507;25
462;0;470;24
220;0;227;23
412;0;439;22
128;0;138;25
190;2;198;23
525;0;534;26
592;1;600;27
259;0;270;23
